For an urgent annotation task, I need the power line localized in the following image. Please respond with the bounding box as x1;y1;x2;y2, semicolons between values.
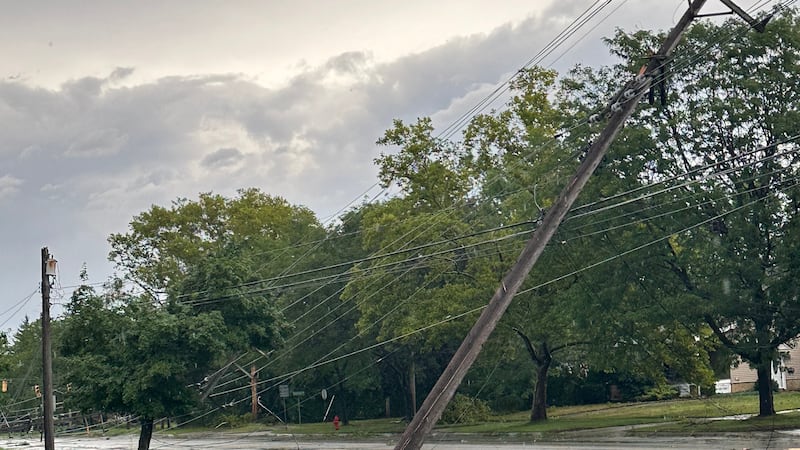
177;220;534;305
437;0;615;141
153;0;788;308
0;287;38;329
180;133;800;308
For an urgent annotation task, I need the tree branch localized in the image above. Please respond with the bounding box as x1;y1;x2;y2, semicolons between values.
661;107;692;174
513;327;542;366
201;353;246;401
771;324;800;349
704;314;754;362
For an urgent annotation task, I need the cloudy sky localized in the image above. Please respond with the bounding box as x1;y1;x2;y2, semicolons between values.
0;0;768;332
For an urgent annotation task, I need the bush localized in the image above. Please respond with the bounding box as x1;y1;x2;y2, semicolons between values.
636;384;679;402
440;394;492;424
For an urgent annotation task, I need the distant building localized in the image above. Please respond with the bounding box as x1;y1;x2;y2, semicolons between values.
722;342;800;393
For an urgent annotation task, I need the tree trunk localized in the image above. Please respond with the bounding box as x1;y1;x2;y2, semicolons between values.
334;364;351;425
340;389;350;425
530;361;551;422
756;363;776;416
512;329;554;423
138;418;154;450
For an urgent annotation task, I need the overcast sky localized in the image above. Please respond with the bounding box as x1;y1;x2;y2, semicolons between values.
0;0;771;333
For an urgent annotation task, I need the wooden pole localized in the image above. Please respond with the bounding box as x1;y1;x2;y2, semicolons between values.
41;247;55;450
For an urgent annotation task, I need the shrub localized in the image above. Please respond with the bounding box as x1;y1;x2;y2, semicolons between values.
636;384;679;402
440;394;492;424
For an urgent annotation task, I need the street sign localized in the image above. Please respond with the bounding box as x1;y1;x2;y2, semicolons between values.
321;389;328;400
292;391;305;397
279;384;290;398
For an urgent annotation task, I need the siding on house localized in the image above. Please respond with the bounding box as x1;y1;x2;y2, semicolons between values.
730;360;758;393
786;343;800;390
727;342;800;392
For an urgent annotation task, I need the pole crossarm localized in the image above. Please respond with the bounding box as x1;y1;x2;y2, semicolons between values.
394;1;710;448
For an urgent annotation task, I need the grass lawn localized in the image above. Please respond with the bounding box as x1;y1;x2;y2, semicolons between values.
643;411;800;433
197;391;800;437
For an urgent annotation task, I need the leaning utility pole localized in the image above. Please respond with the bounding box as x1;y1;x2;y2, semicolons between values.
250;365;258;419
395;1;712;448
41;247;55;450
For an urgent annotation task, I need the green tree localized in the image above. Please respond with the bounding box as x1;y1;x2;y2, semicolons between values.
108;189;325;409
367;65;716;423
458;67;593;421
174;244;286;355
4;318;43;406
562;10;800;416
0;316;72;424
253;207;378;425
340;199;480;418
63;189;325;447
60;284;226;450
340;114;498;418
351;69;598;422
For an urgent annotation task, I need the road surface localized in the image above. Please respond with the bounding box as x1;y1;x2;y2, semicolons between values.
2;430;800;449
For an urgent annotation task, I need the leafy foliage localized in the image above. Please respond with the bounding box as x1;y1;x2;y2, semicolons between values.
440;394;492;424
562;9;800;416
108;188;322;293
60;285;227;449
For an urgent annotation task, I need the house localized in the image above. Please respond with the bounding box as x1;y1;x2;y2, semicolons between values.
721;343;800;393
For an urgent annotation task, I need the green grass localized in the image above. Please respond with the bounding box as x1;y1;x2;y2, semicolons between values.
159;391;800;438
273;418;408;436
642;411;800;433
167;417;409;437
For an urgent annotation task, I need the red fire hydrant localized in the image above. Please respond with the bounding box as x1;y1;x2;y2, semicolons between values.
333;415;340;431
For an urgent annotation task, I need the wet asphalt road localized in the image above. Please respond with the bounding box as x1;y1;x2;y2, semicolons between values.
2;430;800;450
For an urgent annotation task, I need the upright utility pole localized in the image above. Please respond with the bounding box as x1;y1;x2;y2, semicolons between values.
394;1;710;449
41;247;55;450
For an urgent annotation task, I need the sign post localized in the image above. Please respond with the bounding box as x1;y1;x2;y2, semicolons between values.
292;391;305;424
279;384;290;424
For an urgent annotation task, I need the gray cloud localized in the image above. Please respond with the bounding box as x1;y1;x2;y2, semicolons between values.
109;66;135;81
0;175;22;200
65;128;128;157
202;147;244;169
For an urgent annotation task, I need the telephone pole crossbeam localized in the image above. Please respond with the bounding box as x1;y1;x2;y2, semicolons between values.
394;1;711;449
